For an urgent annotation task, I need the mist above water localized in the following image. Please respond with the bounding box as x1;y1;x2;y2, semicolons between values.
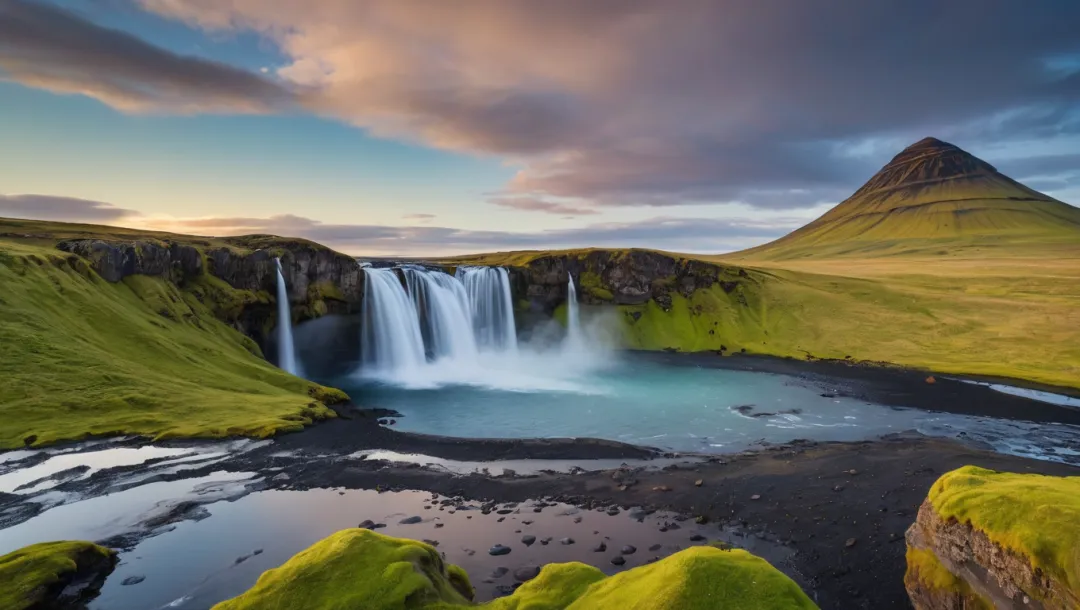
358;266;613;392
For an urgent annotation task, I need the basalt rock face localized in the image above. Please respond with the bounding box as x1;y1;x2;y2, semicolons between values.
509;249;746;314
55;237;364;349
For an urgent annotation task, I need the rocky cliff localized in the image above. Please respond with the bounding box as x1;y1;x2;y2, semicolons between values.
905;466;1080;610
55;234;364;348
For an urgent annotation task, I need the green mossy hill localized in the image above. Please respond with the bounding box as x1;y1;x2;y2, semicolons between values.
733;137;1080;261
0;541;116;610
0;239;346;449
213;529;818;610
927;466;1080;595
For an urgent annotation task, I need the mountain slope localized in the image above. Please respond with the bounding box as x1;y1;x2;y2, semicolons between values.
733;137;1080;260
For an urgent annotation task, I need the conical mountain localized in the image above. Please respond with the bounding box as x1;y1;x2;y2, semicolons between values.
734;137;1080;260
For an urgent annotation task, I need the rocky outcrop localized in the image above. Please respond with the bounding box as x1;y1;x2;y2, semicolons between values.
0;541;118;610
55;235;364;350
508;249;751;314
905;466;1080;610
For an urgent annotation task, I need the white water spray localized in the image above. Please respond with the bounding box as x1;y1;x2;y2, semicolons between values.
360;268;427;379
274;258;300;376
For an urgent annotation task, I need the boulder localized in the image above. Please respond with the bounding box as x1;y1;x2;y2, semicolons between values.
905;466;1080;609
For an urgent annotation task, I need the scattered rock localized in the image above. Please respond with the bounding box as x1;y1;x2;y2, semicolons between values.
434;523;444;529
464;549;476;556
847;469;859;476
121;575;145;586
497;517;505;522
925;376;936;384
521;535;536;546
610;556;626;566
513;566;541;582
750;494;761;501
845;538;857;548
422;539;439;547
649;543;662;551
252;549;263;556
489;544;512;556
606;507;620;516
496;509;513;515
399;516;423;525
652;485;671;492
234;554;251;565
493;585;517;597
271;473;290;482
833;485;845;492
490;567;509;578
592;541;607;552
358;520;376;529
540;537;553;545
573;516;583;524
689;534;706;542
694;479;703;487
694;515;709;524
560;537;575;545
521;520;533;525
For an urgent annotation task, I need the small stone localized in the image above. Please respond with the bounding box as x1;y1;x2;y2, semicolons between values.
521;535;536;546
497;517;506;522
272;473;290;482
593;541;607;552
423;539;439;547
833;485;845;492
621;545;637;555
522;520;533;525
689;534;706;542
358;520;376;529
493;585;517;597
560;537;575;545
649;543;662;551
573;516;583;523
925;376;936;384
845;538;857;548
847;469;859;476
491;567;509;578
610;556;626;566
121;576;145;586
540;537;553;545
607;507;620;516
694;479;703;487
497;509;513;515
750;494;761;501
694;515;708;524
400;516;423;525
465;549;476;556
252;549;263;556
435;523;444;529
489;544;512;556
652;485;671;492
514;566;541;582
234;554;251;565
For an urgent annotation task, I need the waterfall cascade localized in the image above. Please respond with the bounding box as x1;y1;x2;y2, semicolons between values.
403;267;477;361
458;267;518;352
566;273;582;348
274;258;301;376
360;268;427;377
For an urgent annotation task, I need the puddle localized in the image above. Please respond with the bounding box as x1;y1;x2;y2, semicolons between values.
349;450;698;476
86;488;788;610
959;380;1080;408
0;447;193;494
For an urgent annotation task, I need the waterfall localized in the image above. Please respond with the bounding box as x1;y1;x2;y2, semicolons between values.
566;273;582;347
403;267;477;361
458;267;518;352
360;268;427;377
274;258;300;376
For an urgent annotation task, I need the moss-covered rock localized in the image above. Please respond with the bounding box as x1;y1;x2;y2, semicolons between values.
0;541;117;610
905;466;1080;609
213;529;818;609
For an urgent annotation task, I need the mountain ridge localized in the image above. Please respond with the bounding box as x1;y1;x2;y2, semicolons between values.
733;137;1080;260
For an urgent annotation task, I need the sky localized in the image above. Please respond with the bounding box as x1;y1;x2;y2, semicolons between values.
1;0;1079;256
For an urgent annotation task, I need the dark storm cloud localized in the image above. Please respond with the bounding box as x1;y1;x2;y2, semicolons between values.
0;0;293;113
0;193;139;221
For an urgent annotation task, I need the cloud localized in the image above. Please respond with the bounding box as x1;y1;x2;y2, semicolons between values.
7;0;1080;210
489;196;599;216
145;212;800;256
0;0;293;113
0;194;139;222
133;0;1080;209
402;213;436;222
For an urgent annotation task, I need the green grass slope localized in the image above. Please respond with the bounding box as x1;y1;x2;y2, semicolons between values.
0;236;346;449
212;529;817;610
733;137;1080;261
0;541;116;610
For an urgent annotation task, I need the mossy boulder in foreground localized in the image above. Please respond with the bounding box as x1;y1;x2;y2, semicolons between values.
212;529;818;609
0;541;117;610
905;465;1080;609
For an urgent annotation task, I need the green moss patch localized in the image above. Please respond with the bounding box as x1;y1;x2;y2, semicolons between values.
928;466;1080;594
0;541;116;610
214;530;817;609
